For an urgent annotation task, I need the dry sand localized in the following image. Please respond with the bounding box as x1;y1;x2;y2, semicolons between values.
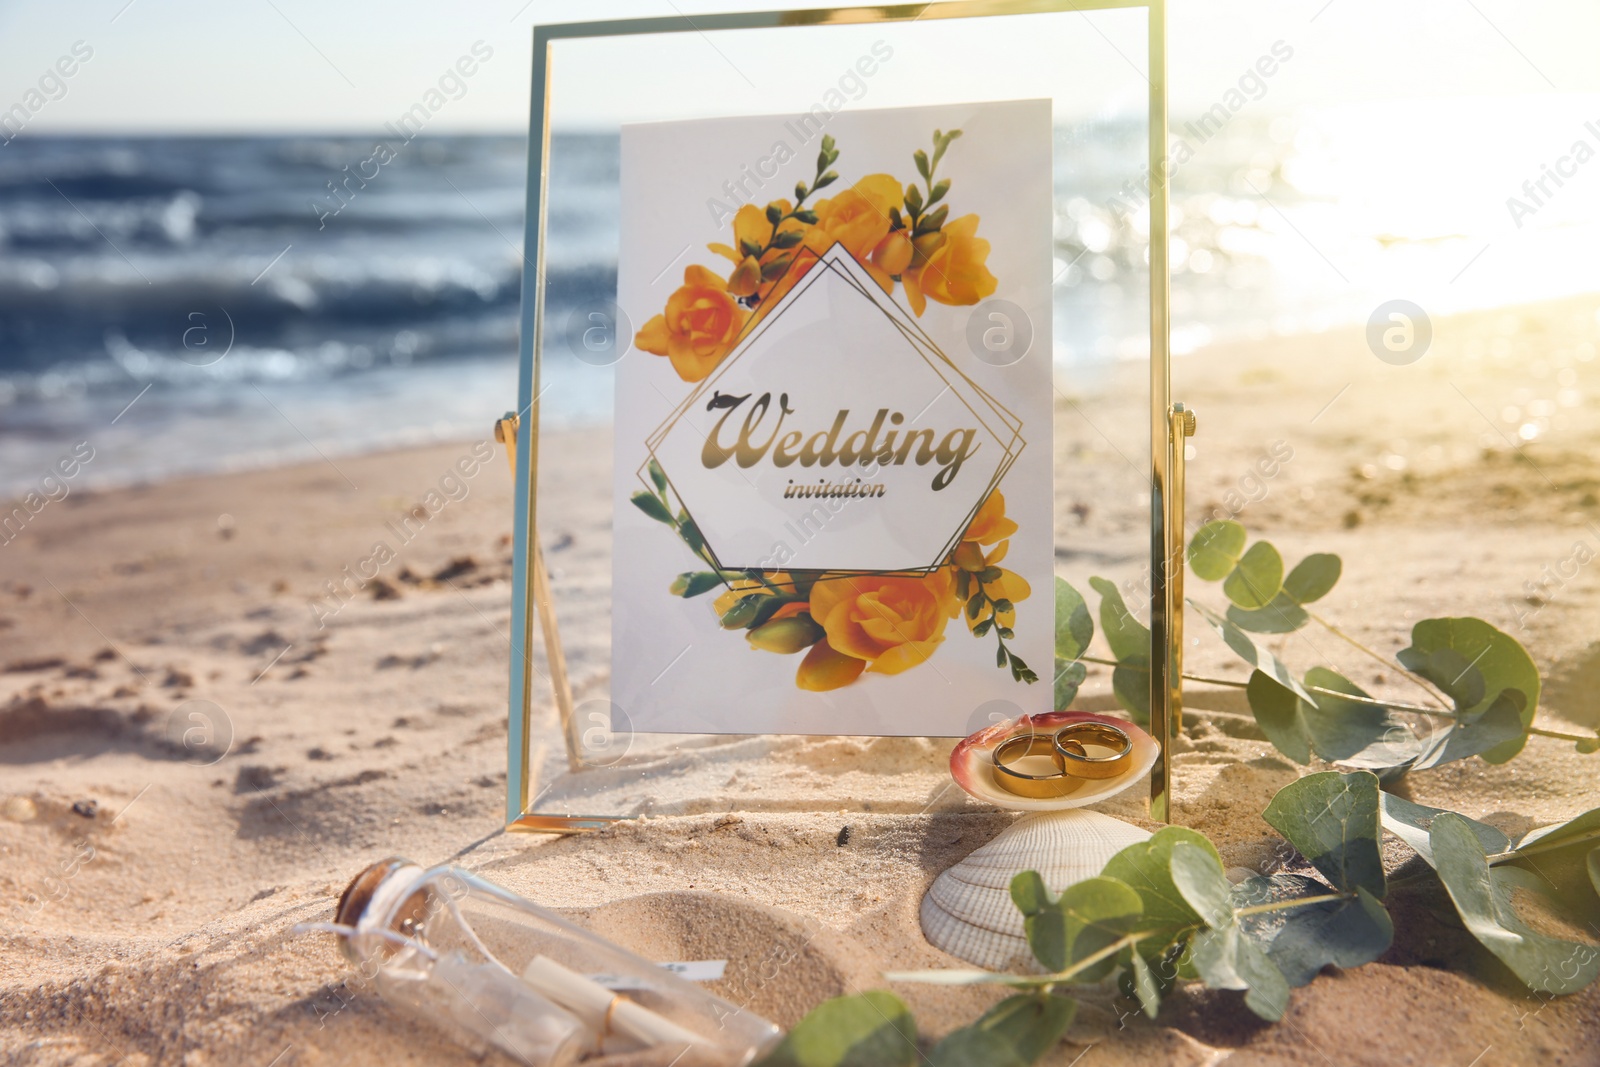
3;295;1599;1065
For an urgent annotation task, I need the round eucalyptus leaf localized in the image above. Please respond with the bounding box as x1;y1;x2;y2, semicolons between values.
1227;593;1310;634
1398;617;1540;764
1223;541;1284;610
1053;658;1087;712
1246;670;1311;765
1188;520;1246;581
1304;667;1418;767
758;991;918;1067
1378;792;1510;867
928;993;1075;1067
1088;576;1150;665
1282;553;1341;604
1104;826;1224;938
1430;813;1600;995
1111;665;1150;726
1054;577;1094;660
1262;770;1385;898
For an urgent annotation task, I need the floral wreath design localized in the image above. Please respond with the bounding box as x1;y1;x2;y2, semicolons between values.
630;129;1035;691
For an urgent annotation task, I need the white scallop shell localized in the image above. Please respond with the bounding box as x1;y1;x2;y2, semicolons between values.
921;808;1152;971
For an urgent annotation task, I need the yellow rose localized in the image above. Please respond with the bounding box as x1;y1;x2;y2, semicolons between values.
903;214;997;317
634;265;749;382
798;570;958;690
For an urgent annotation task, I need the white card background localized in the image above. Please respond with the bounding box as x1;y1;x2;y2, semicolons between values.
614;99;1053;737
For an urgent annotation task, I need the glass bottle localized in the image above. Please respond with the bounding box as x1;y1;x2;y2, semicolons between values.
325;858;783;1066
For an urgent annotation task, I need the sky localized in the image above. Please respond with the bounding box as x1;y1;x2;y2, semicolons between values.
0;0;1596;133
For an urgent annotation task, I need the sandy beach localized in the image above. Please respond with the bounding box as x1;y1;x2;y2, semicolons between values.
3;294;1599;1066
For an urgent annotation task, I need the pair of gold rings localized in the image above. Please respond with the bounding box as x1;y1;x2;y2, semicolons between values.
991;722;1133;799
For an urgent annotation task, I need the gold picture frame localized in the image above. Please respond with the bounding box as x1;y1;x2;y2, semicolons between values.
504;0;1189;833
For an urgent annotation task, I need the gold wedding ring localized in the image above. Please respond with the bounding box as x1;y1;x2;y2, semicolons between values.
1052;722;1133;779
992;733;1087;799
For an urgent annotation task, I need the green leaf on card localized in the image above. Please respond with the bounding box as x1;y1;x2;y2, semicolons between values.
669;571;723;598
630;490;674;525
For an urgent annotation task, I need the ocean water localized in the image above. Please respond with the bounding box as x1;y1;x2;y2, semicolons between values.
4;98;1598;495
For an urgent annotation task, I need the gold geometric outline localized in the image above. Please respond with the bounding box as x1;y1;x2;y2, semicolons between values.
640;243;1026;577
643;245;1024;454
824;253;1027;441
812;249;1025;450
648;245;1023;509
640;261;1022;578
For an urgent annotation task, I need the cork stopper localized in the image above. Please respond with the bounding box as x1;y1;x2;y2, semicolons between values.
336;857;414;928
335;857;427;964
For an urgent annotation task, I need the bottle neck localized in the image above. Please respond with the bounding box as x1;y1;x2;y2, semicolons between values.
361;863;425;933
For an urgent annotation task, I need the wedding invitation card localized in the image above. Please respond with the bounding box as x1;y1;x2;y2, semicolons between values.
613;99;1053;736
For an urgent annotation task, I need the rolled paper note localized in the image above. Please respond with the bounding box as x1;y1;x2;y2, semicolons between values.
522;954;705;1051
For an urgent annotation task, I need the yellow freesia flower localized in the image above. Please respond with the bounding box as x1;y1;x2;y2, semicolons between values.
708;201;807;305
903;214;997;317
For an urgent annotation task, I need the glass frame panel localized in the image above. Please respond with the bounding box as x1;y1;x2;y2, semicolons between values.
506;0;1177;832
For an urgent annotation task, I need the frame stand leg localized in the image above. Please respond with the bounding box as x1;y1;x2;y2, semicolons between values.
497;415;582;775
1151;402;1195;823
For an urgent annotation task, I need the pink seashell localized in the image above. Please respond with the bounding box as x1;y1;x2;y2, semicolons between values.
949;711;1160;812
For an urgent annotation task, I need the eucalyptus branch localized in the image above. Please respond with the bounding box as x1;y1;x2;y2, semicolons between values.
889;888;1355;993
1486;825;1600;866
1233;891;1352;917
1305;684;1594;744
1306;609;1454;709
886;931;1151;990
1077;655;1247;690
